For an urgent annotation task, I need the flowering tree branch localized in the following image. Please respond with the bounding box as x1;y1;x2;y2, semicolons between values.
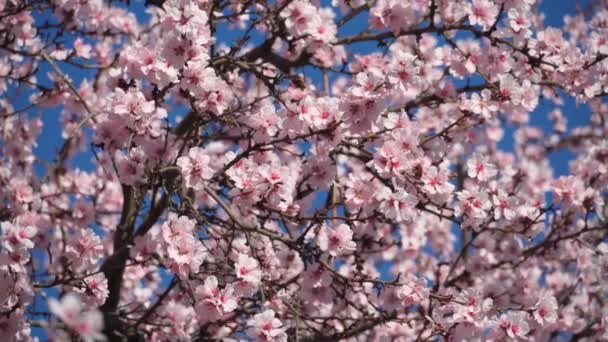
0;0;607;341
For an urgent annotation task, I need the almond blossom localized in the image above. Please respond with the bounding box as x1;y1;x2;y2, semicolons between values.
468;0;499;30
1;222;36;251
508;8;532;34
467;153;498;182
177;147;215;190
498;311;530;339
317;223;357;256
534;293;559;325
48;293;106;342
235;253;263;295
378;187;419;222
194;276;238;322
247;309;287;342
0;0;606;340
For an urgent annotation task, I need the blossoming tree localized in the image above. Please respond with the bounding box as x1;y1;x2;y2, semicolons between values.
1;0;607;340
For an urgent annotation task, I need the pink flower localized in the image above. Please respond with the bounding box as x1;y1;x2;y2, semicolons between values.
309;8;337;44
1;221;36;251
422;165;455;196
498;312;530;339
72;198;95;226
468;0;499;30
396;278;428;307
534;293;558;325
378;188;419;222
455;185;492;224
508;8;531;33
177;147;214;190
162;212;195;235
454;289;494;325
235;253;263;290
467;154;498;182
370;0;416;34
76;274;109;307
351;68;385;98
180;61;213;95
317;223;356;256
281;0;317;36
115;147;147;186
11;178;35;204
492;190;518;221
342;172;375;212
301;264;332;289
93;115;129;149
74;38;92;59
552;176;586;208
48;293;106;342
537;28;565;54
195;276;238;322
497;74;522;105
464;90;498;119
387;50;420;91
161;213;207;278
310;97;341;128
247;309;287;342
246;102;283;142
159;300;197;340
391;128;420;155
65;229;104;271
111;88;156;135
374;143;406;176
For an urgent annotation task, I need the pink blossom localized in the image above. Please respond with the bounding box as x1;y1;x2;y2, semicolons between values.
396;278;429;307
468;0;499;30
498;311;530;339
378;188;419;222
111;88;156;135
115;147;147;185
161;213;207;278
76;274;109;307
65;229;104;271
317;223;357;256
74;38;92;59
247;309;287;342
281;1;317;37
454;289;494;325
370;0;416;34
48;293;106;342
421;165;455;197
467;154;498;182
246;102;283;142
552;176;587;208
534;293;559;325
342;172;375;212
455;185;492;224
464;90;498;119
492;189;518;221
235;253;263;292
537;28;565;54
177;147;215;190
508;8;531;33
373;143;406;176
1;221;36;251
195;276;238;322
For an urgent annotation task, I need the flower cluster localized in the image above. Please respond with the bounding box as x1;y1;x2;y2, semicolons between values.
0;0;607;341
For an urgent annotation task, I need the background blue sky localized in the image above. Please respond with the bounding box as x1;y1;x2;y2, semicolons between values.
13;0;592;339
